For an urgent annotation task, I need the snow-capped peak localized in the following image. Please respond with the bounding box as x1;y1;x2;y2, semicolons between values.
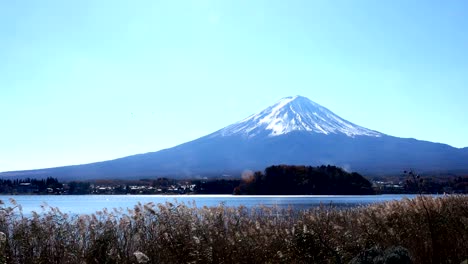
213;95;382;138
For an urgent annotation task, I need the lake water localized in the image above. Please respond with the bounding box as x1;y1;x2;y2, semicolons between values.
0;194;424;216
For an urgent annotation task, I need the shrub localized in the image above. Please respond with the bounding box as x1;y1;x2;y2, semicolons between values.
0;196;466;263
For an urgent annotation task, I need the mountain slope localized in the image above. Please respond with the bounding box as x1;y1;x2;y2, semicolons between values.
2;96;467;180
212;96;382;138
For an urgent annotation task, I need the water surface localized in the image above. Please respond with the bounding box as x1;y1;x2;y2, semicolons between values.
0;194;424;215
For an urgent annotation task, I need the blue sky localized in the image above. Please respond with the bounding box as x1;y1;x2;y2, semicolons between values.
1;0;467;172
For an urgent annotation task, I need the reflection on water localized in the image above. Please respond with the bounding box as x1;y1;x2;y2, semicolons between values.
0;194;429;216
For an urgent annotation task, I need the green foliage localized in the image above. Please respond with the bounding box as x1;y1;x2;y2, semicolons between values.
236;165;374;195
0;177;63;194
68;181;91;194
194;179;241;194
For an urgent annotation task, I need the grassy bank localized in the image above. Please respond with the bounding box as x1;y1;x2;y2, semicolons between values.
0;196;467;264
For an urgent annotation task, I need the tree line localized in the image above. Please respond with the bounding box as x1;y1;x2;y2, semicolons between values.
233;165;374;195
1;165;466;195
0;177;63;194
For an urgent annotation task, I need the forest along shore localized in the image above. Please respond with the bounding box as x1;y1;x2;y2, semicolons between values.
1;165;467;195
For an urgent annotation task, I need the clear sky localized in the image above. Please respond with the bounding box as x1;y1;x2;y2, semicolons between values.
1;0;467;172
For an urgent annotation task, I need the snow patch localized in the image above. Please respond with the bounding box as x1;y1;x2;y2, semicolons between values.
214;96;382;138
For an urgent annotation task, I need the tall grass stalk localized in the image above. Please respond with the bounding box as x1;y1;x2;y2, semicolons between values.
0;196;466;263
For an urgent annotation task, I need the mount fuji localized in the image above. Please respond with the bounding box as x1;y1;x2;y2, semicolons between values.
2;96;468;180
212;96;382;138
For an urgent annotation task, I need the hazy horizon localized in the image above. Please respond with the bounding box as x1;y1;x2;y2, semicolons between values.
1;0;467;172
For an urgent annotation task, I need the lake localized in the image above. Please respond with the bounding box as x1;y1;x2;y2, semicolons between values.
0;194;426;216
